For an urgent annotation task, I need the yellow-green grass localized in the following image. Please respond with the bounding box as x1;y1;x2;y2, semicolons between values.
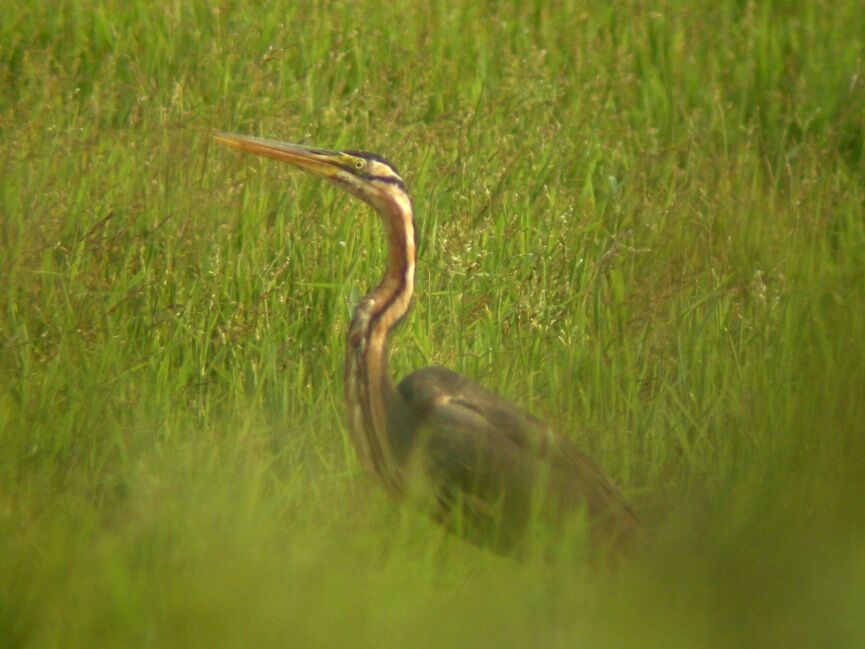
2;1;864;647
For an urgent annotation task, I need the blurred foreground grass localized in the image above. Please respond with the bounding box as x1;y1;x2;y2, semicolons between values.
2;1;864;647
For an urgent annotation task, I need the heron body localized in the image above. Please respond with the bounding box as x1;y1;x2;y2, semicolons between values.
215;132;638;553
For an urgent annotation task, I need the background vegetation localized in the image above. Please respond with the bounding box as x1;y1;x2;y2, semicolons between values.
2;0;864;646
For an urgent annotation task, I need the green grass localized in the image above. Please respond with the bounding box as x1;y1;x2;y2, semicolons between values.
2;0;865;646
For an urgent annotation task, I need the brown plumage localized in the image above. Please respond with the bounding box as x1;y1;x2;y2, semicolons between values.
215;131;638;553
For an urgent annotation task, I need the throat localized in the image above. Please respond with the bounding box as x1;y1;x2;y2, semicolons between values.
342;190;416;495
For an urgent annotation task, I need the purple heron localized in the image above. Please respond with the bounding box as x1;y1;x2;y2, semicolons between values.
214;132;638;553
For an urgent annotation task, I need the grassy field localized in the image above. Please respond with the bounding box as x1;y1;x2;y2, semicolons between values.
2;0;865;646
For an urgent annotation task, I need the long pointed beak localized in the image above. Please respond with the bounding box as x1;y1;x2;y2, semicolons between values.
213;131;344;179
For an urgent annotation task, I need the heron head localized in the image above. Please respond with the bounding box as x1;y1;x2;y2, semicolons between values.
213;131;407;212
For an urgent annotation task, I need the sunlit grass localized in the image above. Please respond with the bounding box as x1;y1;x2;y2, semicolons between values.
2;1;864;647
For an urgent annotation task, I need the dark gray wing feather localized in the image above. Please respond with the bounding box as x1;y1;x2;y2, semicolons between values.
396;366;637;550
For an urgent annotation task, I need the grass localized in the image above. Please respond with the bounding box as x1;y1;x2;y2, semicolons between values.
2;0;865;646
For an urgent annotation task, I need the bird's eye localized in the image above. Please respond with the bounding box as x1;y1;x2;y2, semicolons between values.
354;159;365;170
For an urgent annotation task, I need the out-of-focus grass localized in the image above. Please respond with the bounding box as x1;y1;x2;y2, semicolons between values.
2;1;864;647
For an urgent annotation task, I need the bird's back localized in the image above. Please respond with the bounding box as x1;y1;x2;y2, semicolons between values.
395;367;638;553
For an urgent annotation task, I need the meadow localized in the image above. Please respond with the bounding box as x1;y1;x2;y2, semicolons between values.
2;0;864;646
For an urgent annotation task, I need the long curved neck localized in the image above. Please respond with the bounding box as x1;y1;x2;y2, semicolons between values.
344;191;415;496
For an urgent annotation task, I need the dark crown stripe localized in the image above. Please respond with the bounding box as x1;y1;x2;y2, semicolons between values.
344;150;401;175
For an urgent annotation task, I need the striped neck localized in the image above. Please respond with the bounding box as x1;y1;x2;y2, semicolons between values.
343;190;416;496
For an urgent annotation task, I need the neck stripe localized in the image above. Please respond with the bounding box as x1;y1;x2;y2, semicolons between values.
344;191;415;495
